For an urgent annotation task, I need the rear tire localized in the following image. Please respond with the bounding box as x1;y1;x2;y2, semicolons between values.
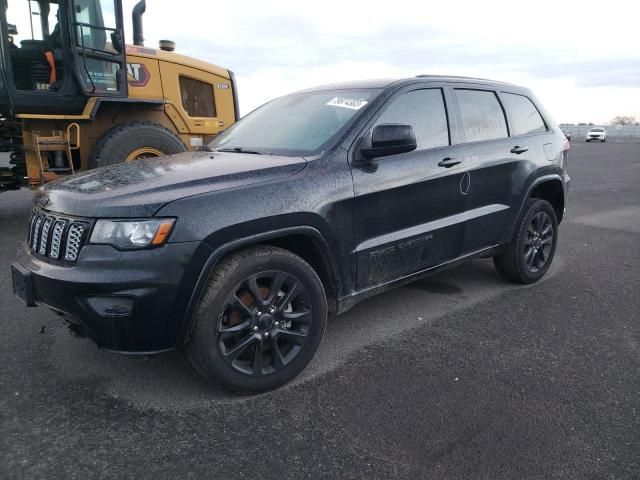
494;198;558;284
186;246;327;393
89;121;186;169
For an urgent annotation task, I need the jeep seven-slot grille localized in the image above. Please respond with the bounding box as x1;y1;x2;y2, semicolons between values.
27;211;89;262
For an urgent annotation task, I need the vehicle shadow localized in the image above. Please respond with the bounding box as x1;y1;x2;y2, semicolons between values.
47;256;561;411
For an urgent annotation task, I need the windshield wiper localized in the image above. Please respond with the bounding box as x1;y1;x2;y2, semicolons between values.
216;147;263;155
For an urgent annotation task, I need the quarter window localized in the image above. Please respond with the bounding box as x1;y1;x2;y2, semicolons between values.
501;93;547;136
180;77;217;118
455;89;508;142
374;89;449;150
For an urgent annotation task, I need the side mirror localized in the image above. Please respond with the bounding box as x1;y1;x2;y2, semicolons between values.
361;123;417;160
111;31;123;53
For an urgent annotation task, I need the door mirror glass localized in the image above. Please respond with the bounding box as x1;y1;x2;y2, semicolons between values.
361;124;417;159
110;31;123;52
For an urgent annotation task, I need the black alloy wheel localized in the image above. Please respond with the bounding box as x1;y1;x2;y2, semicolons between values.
218;270;312;376
493;198;559;284
186;246;327;392
523;211;554;273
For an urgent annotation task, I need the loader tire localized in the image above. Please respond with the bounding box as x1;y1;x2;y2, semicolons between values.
89;121;187;169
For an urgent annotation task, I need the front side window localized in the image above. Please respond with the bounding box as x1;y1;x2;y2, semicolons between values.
374;89;449;150
74;0;117;53
6;1;61;90
209;89;380;156
5;0;60;43
180;77;216;117
501;93;546;136
455;89;508;143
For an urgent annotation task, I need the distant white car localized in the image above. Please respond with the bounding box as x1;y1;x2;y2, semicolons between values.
585;127;607;142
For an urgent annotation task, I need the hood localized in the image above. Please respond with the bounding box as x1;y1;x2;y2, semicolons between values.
37;151;307;217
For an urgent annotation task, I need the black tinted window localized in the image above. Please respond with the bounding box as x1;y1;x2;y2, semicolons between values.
180;77;217;117
502;93;546;135
375;89;449;150
455;89;508;142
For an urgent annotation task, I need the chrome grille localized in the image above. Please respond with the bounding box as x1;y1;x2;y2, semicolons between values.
31;215;44;251
49;220;67;259
38;217;53;255
27;211;89;263
64;224;85;262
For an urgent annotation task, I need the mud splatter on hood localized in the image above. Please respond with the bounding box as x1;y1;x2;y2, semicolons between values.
35;151;306;217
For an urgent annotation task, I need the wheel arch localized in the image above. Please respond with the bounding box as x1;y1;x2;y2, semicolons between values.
528;176;565;224
176;225;341;347
508;173;566;242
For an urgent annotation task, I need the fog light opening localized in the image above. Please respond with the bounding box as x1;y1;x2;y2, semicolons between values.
86;296;135;318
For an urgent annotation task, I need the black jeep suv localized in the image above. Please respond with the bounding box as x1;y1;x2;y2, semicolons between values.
12;76;570;392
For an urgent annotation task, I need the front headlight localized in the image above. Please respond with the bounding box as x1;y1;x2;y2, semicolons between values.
90;218;175;249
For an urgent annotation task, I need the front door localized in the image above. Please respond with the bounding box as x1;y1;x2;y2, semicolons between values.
0;0;87;115
351;87;466;290
70;0;127;97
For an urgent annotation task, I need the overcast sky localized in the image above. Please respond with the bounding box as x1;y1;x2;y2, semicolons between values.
123;0;639;124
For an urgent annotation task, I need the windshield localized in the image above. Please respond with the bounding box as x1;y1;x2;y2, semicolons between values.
591;128;604;132
209;89;381;156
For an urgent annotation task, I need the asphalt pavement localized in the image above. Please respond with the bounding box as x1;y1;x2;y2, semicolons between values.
0;140;639;479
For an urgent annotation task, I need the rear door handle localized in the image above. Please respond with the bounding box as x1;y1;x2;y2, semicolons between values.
437;157;461;168
510;145;529;154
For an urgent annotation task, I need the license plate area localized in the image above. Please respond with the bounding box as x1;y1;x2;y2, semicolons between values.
12;263;36;307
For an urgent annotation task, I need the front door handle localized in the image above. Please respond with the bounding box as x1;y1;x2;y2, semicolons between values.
510;145;529;154
438;157;461;168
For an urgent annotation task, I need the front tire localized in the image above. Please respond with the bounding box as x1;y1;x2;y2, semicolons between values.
494;198;558;284
186;246;327;393
89;121;187;169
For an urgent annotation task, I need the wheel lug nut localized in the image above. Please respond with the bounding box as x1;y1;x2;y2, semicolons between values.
256;311;262;317
264;331;269;338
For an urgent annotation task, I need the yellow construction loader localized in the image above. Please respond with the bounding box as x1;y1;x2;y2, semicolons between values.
0;0;239;190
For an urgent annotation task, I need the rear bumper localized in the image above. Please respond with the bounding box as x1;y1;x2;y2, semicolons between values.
12;241;200;353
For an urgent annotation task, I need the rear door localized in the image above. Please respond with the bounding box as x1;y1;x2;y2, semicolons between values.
70;0;127;97
351;86;467;290
450;87;523;254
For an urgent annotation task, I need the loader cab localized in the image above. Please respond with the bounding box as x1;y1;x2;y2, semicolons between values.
0;0;127;116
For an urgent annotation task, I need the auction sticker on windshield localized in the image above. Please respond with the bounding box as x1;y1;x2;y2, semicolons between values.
326;97;368;110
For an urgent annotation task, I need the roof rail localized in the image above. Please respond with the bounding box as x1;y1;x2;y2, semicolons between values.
414;74;515;85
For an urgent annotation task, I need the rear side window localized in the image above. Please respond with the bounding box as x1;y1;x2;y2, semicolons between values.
180;76;217;117
374;89;449;150
454;89;508;142
501;93;547;136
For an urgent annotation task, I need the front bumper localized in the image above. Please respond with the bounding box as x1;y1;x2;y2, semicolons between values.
12;241;200;353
